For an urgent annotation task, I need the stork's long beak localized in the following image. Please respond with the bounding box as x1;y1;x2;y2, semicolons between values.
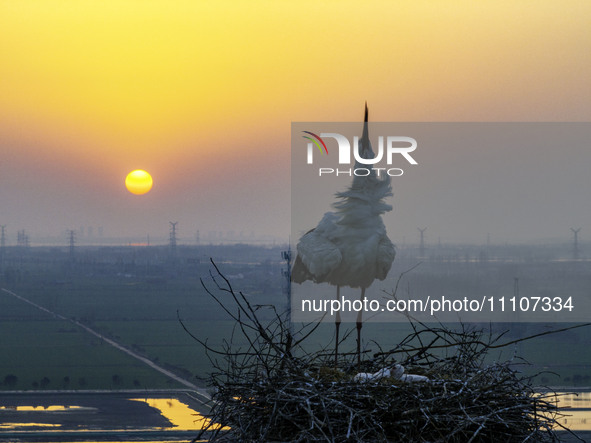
360;102;372;157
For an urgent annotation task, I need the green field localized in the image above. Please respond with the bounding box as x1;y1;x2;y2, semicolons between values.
0;318;181;390
1;244;591;391
0;245;286;390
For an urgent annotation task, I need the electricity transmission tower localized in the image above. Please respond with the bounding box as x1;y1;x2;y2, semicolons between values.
17;230;29;248
169;222;178;261
571;228;581;260
67;230;76;261
418;227;427;258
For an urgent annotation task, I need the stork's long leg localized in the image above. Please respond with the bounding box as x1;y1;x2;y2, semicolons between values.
334;285;341;368
356;287;365;367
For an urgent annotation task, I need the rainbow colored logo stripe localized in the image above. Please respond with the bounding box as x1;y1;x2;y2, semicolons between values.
302;131;328;155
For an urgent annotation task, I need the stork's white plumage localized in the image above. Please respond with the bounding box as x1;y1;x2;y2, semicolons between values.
353;364;404;382
292;104;395;366
353;364;430;383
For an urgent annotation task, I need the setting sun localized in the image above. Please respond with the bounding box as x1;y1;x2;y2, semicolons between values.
125;169;153;195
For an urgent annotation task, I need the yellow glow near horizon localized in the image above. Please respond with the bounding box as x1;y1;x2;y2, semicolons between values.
125;169;153;195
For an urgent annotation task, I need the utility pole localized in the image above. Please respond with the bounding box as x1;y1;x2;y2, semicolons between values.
282;246;292;334
418;227;427;258
571;228;581;260
513;277;523;336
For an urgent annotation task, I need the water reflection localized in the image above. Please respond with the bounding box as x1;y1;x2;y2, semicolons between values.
0;405;89;431
0;405;87;412
546;392;591;431
0;422;61;429
1;392;587;439
0;395;227;437
130;397;229;431
553;392;591;409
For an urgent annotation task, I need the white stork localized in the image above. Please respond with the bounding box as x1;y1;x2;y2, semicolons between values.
292;104;395;366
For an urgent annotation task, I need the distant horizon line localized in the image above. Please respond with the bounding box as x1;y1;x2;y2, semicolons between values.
1;237;587;249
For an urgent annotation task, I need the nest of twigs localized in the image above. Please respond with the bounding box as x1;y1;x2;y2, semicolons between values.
180;261;581;442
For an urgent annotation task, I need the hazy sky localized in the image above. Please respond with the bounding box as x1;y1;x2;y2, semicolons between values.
1;1;590;245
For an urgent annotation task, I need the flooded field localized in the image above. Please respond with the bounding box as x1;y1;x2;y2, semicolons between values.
1;389;591;442
552;391;591;432
0;390;218;442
